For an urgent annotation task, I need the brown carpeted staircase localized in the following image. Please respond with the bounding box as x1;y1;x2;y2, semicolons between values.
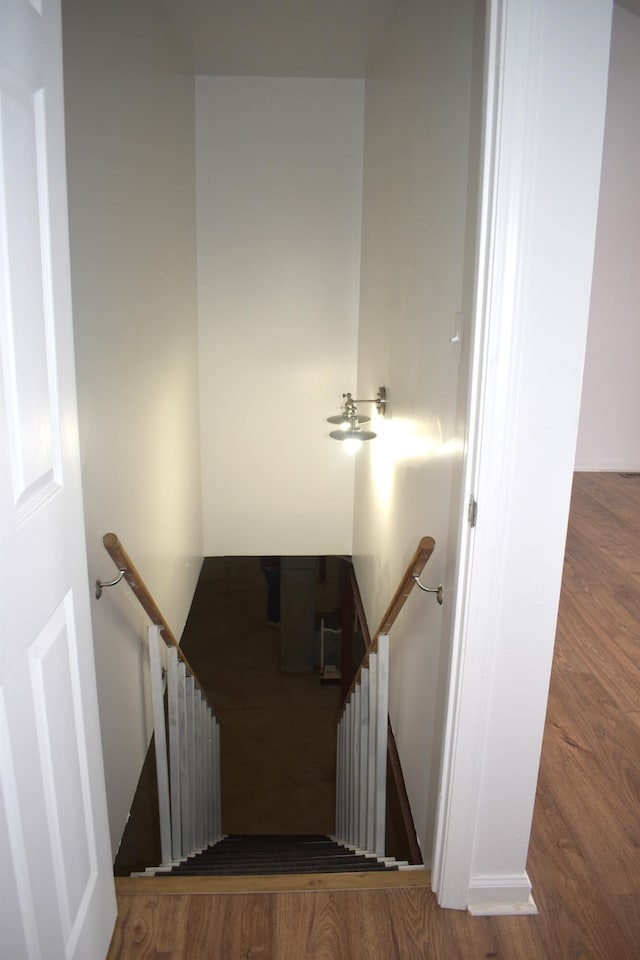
135;834;407;878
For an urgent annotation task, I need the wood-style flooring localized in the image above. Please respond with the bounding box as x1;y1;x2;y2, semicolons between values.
107;473;640;958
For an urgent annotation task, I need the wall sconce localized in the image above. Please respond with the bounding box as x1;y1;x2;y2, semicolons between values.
328;387;387;452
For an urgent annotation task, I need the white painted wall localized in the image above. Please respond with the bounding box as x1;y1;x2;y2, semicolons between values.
62;0;202;857
575;4;640;471
196;77;364;555
353;0;480;863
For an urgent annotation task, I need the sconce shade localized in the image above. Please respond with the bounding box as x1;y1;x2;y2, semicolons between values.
327;386;386;449
326;413;371;426
329;427;377;442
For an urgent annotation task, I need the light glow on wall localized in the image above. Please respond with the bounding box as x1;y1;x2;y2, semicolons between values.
369;416;463;506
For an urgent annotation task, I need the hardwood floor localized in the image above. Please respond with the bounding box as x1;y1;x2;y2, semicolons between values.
107;473;640;959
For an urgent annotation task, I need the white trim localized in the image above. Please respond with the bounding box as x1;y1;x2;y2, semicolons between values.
573;462;640;473
432;0;535;909
468;873;538;916
432;0;613;913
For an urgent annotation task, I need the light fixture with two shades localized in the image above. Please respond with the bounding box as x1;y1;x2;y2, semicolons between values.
327;387;387;452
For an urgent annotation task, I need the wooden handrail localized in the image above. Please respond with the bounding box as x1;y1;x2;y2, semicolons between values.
348;561;371;651
374;536;436;638
102;532;201;687
341;536;436;710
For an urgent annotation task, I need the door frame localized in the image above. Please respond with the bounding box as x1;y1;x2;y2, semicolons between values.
431;0;613;912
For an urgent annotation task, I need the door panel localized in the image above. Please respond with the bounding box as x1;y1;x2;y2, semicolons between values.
0;0;116;956
0;68;60;520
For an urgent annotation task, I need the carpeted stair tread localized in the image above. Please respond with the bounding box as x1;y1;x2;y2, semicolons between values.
143;834;400;878
223;834;332;842
187;844;351;863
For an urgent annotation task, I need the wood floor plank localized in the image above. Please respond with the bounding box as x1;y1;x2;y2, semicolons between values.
106;889;524;960
573;473;640;534
541;674;640;895
605;893;640;953
528;776;639;957
549;593;640;712
115;868;431;895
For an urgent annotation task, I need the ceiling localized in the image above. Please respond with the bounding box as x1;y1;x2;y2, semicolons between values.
162;0;398;77
163;1;639;79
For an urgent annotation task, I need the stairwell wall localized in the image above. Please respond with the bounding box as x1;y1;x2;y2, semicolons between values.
575;4;640;471
352;0;482;864
195;77;365;556
62;0;202;857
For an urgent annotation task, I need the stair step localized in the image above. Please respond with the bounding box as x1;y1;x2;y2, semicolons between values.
167;859;395;877
138;834;401;879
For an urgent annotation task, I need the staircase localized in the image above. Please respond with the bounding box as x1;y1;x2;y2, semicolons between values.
103;537;435;887
135;834;407;878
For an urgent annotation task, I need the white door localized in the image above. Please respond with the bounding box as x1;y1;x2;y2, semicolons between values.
0;1;117;957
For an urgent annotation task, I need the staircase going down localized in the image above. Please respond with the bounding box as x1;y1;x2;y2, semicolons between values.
134;835;408;878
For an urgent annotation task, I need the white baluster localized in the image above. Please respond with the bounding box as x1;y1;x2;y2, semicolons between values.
359;667;370;851
212;712;218;843
353;681;362;847
199;696;207;848
194;688;203;851
186;675;196;855
374;633;389;857
204;707;211;846
166;647;182;861
367;651;378;853
148;626;172;865
335;715;343;840
214;719;222;840
339;713;346;841
177;661;190;857
345;696;353;845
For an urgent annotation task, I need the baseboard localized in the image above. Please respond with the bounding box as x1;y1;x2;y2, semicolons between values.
467;872;538;916
574;463;640;473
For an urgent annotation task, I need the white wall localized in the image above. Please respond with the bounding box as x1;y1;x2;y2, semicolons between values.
575;4;640;470
353;0;480;862
196;77;364;555
62;0;202;857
